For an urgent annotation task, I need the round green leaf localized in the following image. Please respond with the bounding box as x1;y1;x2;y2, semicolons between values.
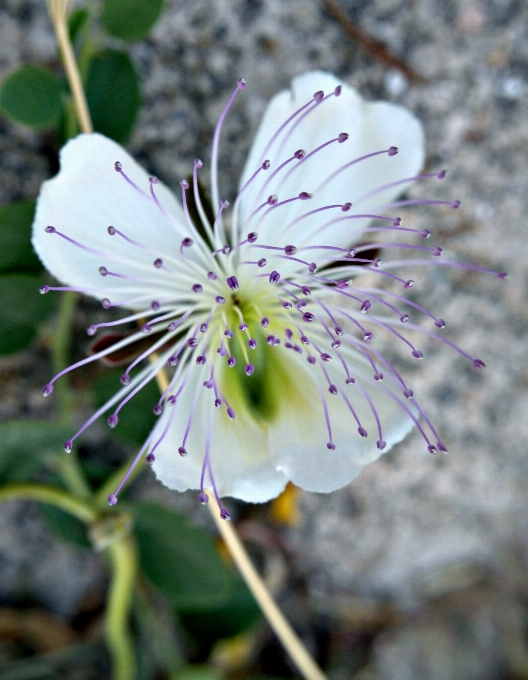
0;65;63;129
133;503;233;609
85;49;141;143
0;200;42;274
102;0;165;41
0;273;55;355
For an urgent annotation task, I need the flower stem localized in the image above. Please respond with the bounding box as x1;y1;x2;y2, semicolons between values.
105;535;138;680
205;491;327;680
0;483;97;523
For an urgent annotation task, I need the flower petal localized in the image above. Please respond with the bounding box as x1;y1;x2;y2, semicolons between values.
32;133;189;305
237;71;425;254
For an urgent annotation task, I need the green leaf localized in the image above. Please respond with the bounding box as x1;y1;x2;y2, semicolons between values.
0;273;55;355
68;8;91;46
0;65;63;129
85;49;141;143
102;0;165;41
171;666;225;680
0;200;42;274
133;503;233;609
93;369;158;447
40;503;91;548
0;421;71;483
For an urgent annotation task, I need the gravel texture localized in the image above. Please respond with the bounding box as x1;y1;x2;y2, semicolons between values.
0;0;527;678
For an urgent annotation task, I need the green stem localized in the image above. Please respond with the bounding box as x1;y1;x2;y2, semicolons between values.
0;483;97;523
105;535;137;680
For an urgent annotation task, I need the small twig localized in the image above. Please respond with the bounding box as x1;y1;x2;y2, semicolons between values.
322;0;426;83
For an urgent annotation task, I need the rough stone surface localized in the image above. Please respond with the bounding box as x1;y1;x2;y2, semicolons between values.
0;0;527;678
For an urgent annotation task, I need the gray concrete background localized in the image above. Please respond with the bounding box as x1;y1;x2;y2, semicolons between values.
0;1;527;678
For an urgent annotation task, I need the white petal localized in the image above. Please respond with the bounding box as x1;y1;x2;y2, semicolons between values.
151;363;288;503
32;133;190;305
237;71;425;256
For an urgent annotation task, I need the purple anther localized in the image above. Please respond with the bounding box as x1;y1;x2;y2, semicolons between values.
151;300;160;311
248;339;257;349
146;453;155;465
308;262;317;273
217;347;227;356
358;426;368;437
207;271;217;280
294;149;306;160
298;191;312;200
45;225;56;233
285;342;293;349
428;444;438;454
297;300;307;308
215;295;225;304
327;442;336;450
299;335;309;345
168;356;179;366
345;377;355;384
269;270;280;284
433;247;443;256
393;217;402;226
204;380;213;389
99;266;108;276
114;161;122;171
267;335;275;345
221;199;230;209
308;356;316;365
473;359;486;369
363;332;373;341
168;322;177;332
196;355;207;365
222;244;230;255
388;146;398;156
181;237;193;247
39;285;50;294
283;301;292;309
335;85;342;96
224;329;234;338
303;312;315;322
178;446;187;456
239;323;248;331
227;276;239;291
262;159;270;170
64;440;72;454
337;279;349;290
313;90;324;103
153;258;163;269
153;404;163;416
188;337;198;348
347;248;357;258
149;176;159;184
220;508;231;520
285;329;293;340
267;194;278;205
360;300;371;313
434;319;446;328
438;169;447;179
437;441;448;453
180;179;189;189
412;350;424;359
285;245;297;255
227;356;236;367
142;324;152;334
107;414;118;428
377;440;387;450
237;78;246;89
302;286;311;296
108;494;118;506
200;323;209;333
403;388;414;399
102;298;111;309
192;283;203;293
338;132;349;143
331;340;341;349
245;364;255;376
107;226;116;236
120;374;130;386
335;326;343;336
215;398;221;408
257;258;267;267
341;202;352;212
374;372;384;381
373;258;382;267
198;492;209;505
403;279;414;289
247;231;258;243
86;324;97;337
321;353;332;362
419;229;431;238
497;272;508;280
400;314;410;323
451;200;461;209
194;158;204;168
227;407;235;419
167;395;177;405
329;384;338;395
261;317;269;327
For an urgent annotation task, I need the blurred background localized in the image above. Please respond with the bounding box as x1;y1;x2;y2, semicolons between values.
0;0;527;678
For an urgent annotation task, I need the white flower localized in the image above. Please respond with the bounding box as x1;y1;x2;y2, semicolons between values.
33;71;503;517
